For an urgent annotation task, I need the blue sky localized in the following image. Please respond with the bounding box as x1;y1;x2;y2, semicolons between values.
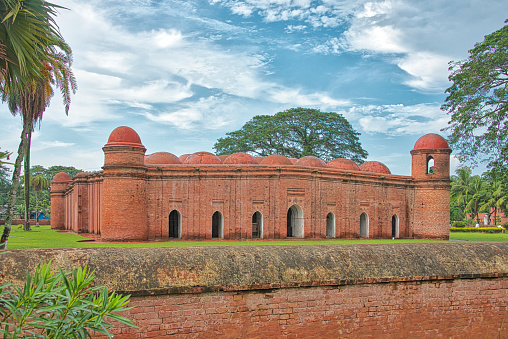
1;0;507;175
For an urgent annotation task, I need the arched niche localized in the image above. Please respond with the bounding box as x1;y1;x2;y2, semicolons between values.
287;205;304;238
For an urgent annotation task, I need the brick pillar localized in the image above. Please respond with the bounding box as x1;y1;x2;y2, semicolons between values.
101;126;147;241
410;134;452;239
50;172;72;230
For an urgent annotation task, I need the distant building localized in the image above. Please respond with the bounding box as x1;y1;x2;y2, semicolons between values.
50;127;451;241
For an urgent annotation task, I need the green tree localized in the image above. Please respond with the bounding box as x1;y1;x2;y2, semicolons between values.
30;174;49;225
0;262;136;338
0;0;76;242
214;108;368;162
441;20;508;169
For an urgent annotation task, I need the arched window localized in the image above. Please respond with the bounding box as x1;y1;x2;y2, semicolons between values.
392;214;399;238
287;205;304;238
252;211;263;238
326;212;335;238
212;211;223;238
427;156;435;174
360;212;369;238
169;210;181;238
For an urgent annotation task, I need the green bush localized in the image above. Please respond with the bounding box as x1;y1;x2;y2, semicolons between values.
450;227;503;233
452;221;466;228
0;262;136;338
502;222;508;228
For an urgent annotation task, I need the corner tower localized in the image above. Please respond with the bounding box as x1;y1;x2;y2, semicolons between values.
102;126;147;241
410;133;452;239
50;172;72;230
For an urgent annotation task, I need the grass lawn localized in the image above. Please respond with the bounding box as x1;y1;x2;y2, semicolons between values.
449;231;508;242
5;225;448;249
4;225;506;249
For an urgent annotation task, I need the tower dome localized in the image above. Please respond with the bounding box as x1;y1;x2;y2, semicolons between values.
145;152;182;166
260;154;293;166
52;172;72;182
327;158;360;171
294;156;326;168
223;153;258;165
104;126;143;147
359;161;391;175
185;152;222;165
413;133;449;150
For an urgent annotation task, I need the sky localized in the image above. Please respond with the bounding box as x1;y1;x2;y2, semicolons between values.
1;0;507;176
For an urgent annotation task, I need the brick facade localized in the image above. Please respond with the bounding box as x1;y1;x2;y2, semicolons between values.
51;128;452;241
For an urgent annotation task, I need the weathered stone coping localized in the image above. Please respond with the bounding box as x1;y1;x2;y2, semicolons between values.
0;243;506;296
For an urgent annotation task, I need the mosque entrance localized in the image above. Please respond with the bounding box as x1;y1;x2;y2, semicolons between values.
392;215;399;238
169;210;180;238
212;211;223;238
287;205;304;238
326;212;335;238
252;212;262;238
360;212;369;238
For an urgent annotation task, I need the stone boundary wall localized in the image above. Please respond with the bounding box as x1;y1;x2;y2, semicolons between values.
0;219;50;226
0;243;507;338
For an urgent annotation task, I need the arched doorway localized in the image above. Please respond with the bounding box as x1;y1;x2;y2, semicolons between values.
392;214;399;238
169;210;181;238
360;212;369;238
252;212;263;238
326;212;335;238
212;211;223;238
287;205;304;238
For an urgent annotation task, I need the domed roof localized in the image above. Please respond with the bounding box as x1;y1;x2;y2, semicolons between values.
179;154;191;163
223;153;258;165
413;133;449;150
254;156;265;164
327;158;360;171
185;152;222;165
294;156;326;168
52;172;72;182
289;158;298;164
74;172;88;178
145;152;182;166
218;154;229;162
359;161;391;175
260;154;293;166
105;126;143;147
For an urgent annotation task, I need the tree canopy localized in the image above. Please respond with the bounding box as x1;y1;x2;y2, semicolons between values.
441;20;508;169
214;108;368;163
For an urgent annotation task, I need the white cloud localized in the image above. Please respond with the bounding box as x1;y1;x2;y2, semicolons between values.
397;52;451;92
356;103;449;136
32;141;76;151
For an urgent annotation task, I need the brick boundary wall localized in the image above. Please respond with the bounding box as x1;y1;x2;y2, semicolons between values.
0;243;507;338
0;219;50;226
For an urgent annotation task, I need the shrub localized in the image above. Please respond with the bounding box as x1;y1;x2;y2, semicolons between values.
452;221;466;228
502;222;508;228
450;227;503;233
0;262;136;338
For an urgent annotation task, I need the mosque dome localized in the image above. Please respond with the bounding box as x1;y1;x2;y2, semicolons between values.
223;153;258;165
294;156;326;168
185;152;222;165
179;154;191;163
327;158;360;171
254;156;265;164
359;161;391;175
260;154;293;166
413;133;450;150
218;154;229;162
104;126;143;147
52;172;72;182
145;152;182;166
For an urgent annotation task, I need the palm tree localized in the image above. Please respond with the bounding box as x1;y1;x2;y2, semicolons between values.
0;0;74;247
465;175;486;225
30;173;49;225
451;167;474;220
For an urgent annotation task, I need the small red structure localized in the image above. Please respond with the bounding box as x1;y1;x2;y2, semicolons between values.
51;127;452;241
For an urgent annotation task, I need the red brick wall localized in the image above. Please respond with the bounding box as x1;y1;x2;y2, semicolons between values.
101;278;507;339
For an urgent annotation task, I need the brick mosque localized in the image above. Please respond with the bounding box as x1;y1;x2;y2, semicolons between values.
50;126;452;241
